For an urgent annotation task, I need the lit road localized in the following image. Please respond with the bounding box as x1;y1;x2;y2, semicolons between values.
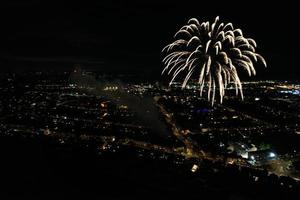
153;96;260;169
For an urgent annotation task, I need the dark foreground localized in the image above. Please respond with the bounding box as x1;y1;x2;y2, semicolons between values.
1;135;299;200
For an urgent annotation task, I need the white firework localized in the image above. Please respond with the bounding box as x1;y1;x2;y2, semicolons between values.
162;16;266;105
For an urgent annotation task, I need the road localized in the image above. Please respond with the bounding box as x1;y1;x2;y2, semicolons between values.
153;96;260;169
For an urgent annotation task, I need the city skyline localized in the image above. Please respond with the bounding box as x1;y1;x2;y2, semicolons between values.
1;70;300;198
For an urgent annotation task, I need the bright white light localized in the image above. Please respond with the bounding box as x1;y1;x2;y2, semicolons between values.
241;152;248;159
269;152;276;158
191;164;199;173
250;155;255;160
255;97;260;101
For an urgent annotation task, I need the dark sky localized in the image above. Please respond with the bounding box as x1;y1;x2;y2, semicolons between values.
0;0;299;79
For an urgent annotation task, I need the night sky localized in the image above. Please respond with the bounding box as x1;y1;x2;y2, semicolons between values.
1;0;299;80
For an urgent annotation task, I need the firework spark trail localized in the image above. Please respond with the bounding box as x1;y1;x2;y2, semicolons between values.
162;16;266;105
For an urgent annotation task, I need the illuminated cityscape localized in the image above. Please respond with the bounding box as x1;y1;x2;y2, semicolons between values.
1;70;300;198
1;1;300;199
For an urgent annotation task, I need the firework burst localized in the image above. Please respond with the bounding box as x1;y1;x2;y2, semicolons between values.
162;16;266;105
